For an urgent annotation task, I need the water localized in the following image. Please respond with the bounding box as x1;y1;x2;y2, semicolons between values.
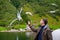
0;32;34;40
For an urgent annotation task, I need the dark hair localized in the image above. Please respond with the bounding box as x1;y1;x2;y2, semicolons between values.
42;18;48;25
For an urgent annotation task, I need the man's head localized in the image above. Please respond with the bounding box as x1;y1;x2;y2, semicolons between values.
40;18;48;26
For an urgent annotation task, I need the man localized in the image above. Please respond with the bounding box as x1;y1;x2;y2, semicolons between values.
28;18;52;40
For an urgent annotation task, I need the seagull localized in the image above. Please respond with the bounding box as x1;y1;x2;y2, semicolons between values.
51;3;58;7
49;9;59;14
17;8;23;21
49;11;56;14
8;8;23;27
17;11;22;21
26;12;33;16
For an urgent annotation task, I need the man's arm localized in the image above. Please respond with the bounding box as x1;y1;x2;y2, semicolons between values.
29;25;38;33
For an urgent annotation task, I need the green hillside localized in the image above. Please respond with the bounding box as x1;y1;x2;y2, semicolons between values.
0;0;60;30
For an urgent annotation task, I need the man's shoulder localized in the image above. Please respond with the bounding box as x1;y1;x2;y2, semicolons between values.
46;27;52;32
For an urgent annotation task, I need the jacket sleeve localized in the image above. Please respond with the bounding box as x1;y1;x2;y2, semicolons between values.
46;30;52;40
29;25;38;33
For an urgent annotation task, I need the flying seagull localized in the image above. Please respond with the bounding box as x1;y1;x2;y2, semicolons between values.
26;12;33;16
17;8;23;21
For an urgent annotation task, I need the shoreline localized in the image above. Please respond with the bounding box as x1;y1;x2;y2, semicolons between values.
0;29;32;32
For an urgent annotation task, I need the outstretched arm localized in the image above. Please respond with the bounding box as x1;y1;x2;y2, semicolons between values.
27;21;38;33
29;25;38;33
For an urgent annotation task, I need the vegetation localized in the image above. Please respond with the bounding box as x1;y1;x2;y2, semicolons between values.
0;27;7;31
0;0;60;30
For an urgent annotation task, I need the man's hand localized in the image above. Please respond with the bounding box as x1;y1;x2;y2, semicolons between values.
28;21;31;25
28;21;32;27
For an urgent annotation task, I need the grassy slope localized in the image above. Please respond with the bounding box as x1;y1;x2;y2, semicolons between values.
29;14;60;30
13;3;60;30
0;14;60;31
0;0;60;30
22;3;60;30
